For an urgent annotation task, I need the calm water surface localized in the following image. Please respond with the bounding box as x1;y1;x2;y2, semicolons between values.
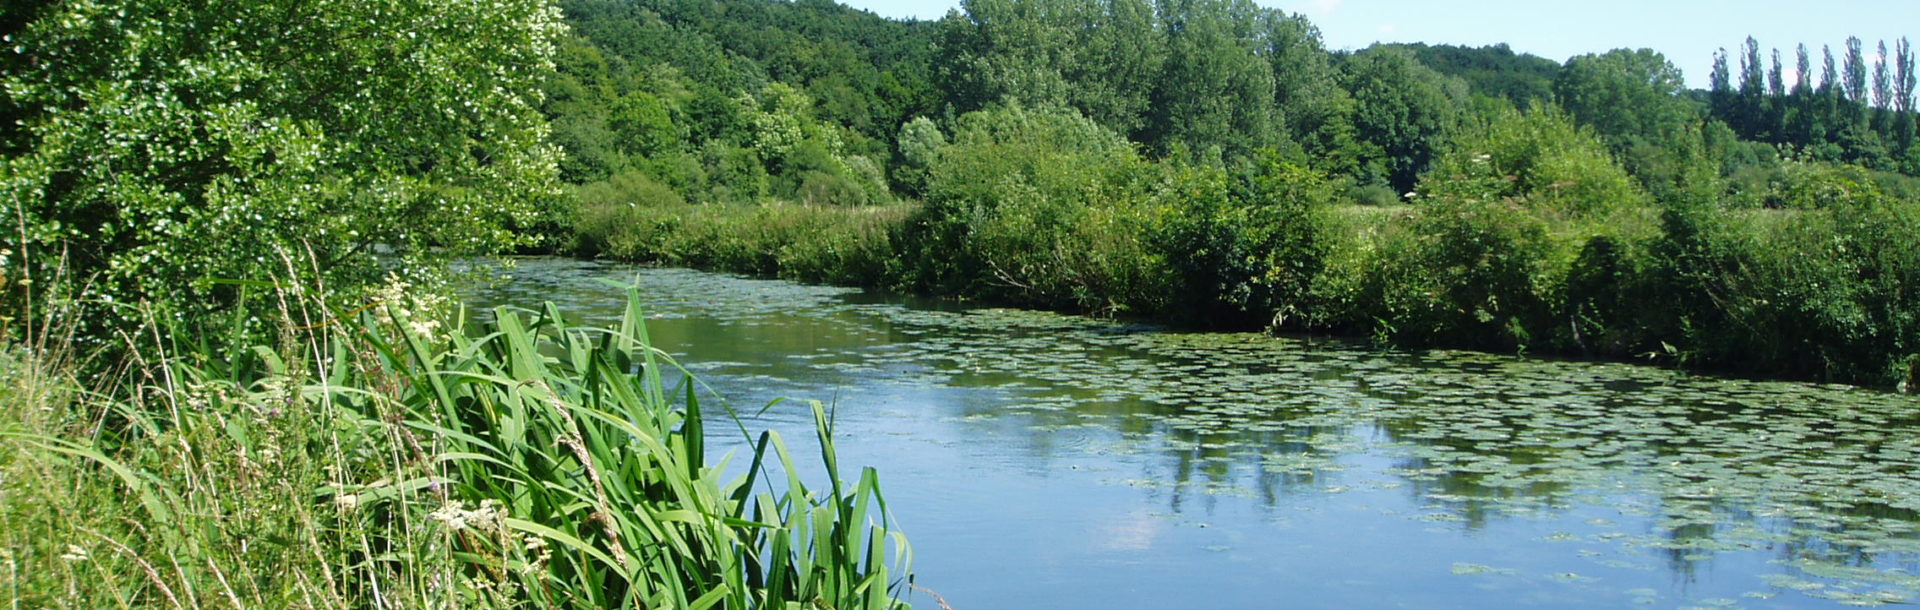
464;257;1920;609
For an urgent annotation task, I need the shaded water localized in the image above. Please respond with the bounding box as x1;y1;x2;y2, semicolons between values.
464;257;1920;609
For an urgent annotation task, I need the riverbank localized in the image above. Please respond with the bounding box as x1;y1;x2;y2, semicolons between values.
0;285;911;608
464;259;1920;609
569;183;1920;390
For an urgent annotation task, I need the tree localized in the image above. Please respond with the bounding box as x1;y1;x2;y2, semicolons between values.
1145;0;1280;161
1710;48;1733;121
1795;44;1813;96
1074;0;1167;137
1874;40;1893;109
1899;37;1918;113
1553;49;1696;148
1823;45;1839;93
938;0;1171;142
1769;49;1786;98
1340;46;1465;194
1845;37;1867;104
1258;10;1352;164
1740;37;1765;97
2;0;564;333
1736;37;1765;134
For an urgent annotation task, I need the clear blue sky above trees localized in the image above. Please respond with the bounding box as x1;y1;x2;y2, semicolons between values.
841;0;1920;89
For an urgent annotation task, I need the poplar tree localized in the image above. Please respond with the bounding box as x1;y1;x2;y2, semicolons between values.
1738;38;1764;134
1710;47;1734;121
1740;37;1765;97
1795;44;1812;95
1845;37;1867;103
1874;40;1892;109
1823;45;1839;93
1897;38;1917;112
1769;49;1786;97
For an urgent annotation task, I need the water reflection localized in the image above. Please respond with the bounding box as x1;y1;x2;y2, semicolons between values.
465;257;1920;608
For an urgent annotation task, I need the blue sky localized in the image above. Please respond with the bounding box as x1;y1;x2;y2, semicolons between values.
837;0;1920;90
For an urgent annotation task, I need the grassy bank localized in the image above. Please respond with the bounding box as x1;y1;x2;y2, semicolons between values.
574;198;911;287
0;284;912;608
569;128;1920;389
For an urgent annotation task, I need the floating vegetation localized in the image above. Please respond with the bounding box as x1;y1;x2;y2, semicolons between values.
468;259;1920;608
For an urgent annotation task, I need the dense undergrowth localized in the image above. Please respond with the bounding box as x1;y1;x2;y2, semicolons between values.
0;283;912;609
574;103;1920;390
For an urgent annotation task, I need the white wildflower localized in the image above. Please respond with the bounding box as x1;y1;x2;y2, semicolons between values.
334;494;360;511
407;317;440;337
429;499;505;532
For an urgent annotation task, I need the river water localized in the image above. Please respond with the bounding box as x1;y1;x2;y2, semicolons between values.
464;257;1920;609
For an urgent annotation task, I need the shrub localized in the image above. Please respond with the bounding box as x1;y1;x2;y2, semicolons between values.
1427;102;1648;219
572;170;688;257
902;103;1159;309
1344;182;1402;206
0;0;564;341
1156;155;1335;327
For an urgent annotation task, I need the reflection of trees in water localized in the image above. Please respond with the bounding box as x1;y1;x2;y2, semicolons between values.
999;341;1920;590
504;263;1920;600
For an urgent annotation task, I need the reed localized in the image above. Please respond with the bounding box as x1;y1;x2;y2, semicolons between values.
0;281;913;609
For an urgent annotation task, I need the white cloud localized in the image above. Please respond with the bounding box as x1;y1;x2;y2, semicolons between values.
1378;23;1399;36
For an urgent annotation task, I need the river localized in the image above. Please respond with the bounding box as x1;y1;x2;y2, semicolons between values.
464;257;1920;609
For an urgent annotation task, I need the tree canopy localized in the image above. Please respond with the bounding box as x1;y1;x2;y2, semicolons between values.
1;0;565;334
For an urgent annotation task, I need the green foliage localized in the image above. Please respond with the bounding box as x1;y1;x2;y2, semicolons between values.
1354;179;1558;350
1428;102;1648;218
1144;0;1282;162
1258;13;1355;170
1340;46;1468;194
0;286;914;608
538;3;1920;387
892;116;947;197
573;169;689;257
1;0;565;338
1637;177;1920;384
1392;43;1561;108
585;202;909;286
1156;154;1335;327
1553;49;1699;149
903;104;1162;309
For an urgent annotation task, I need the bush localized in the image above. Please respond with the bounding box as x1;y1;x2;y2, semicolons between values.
1642;189;1920;385
1344;182;1402;206
0;0;563;341
1361;189;1557;351
1156;155;1335;327
1427;103;1647;219
572;170;688;257
583;202;910;286
901;104;1164;310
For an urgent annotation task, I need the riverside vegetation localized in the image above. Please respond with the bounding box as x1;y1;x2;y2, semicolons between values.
546;0;1920;389
0;282;910;608
0;0;911;607
3;0;1919;604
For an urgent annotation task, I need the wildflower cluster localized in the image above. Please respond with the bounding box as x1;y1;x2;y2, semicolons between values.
369;274;453;339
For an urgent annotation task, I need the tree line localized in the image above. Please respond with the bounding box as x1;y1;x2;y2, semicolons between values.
544;0;1920;387
1709;36;1920;173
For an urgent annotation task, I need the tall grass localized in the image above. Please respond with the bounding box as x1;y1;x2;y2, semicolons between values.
574;202;910;287
0;281;912;608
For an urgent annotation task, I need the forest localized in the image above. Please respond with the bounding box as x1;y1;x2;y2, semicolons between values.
544;0;1920;388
